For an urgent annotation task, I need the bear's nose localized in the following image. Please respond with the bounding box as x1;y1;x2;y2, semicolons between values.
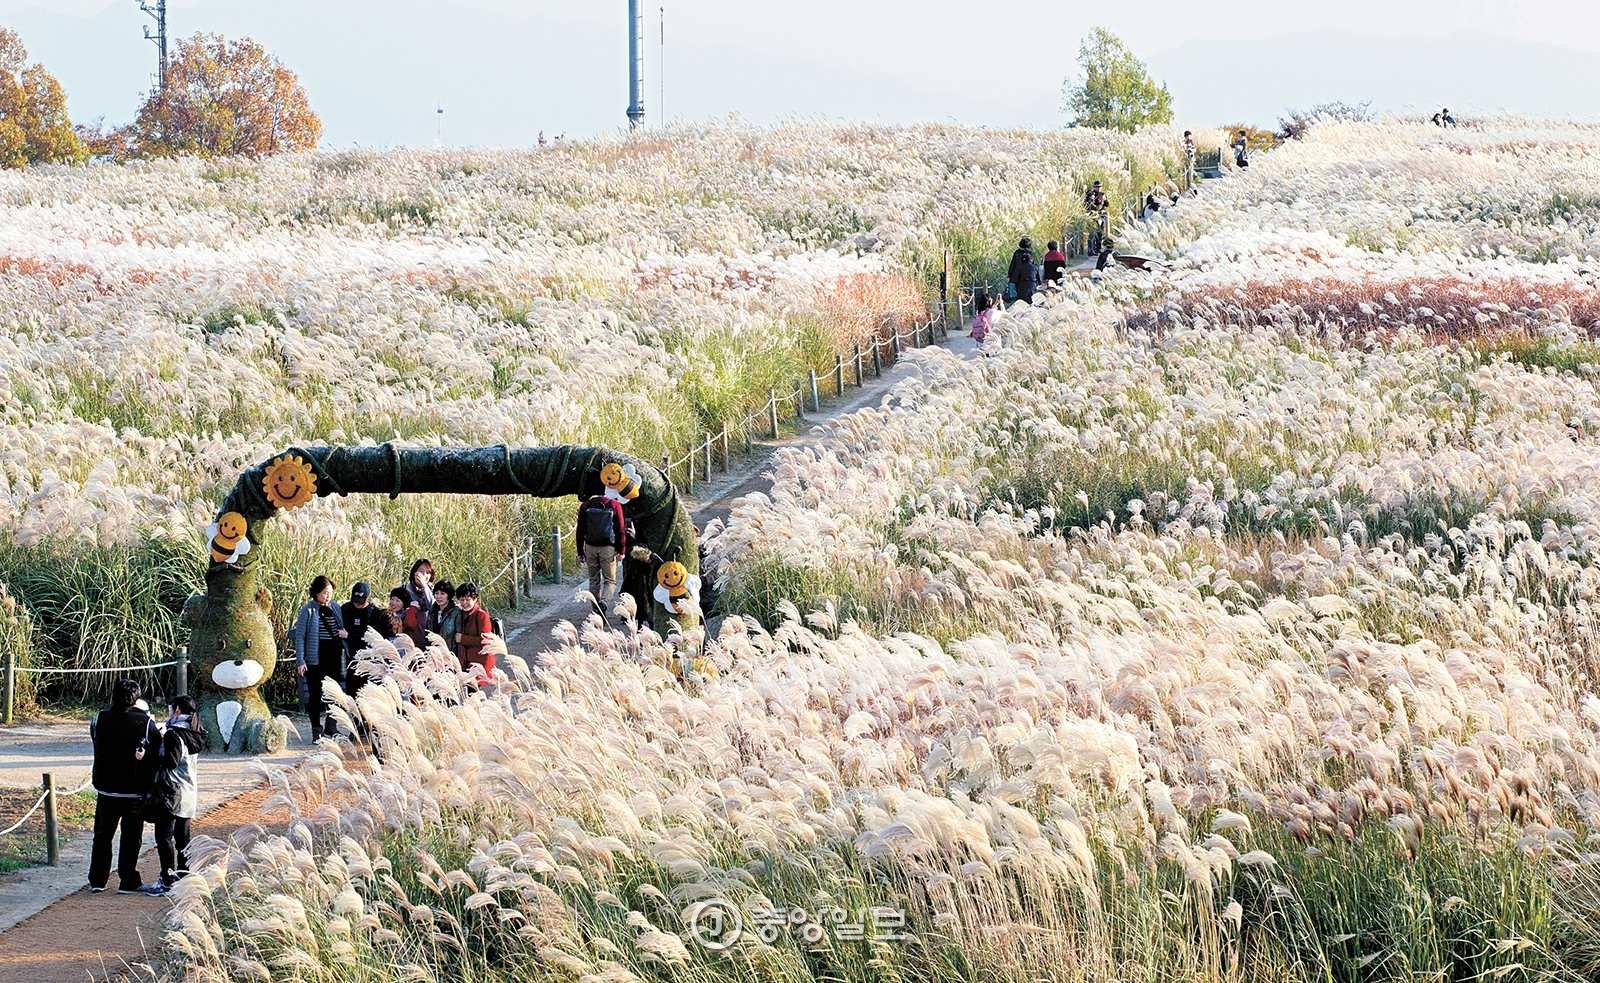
233;659;244;666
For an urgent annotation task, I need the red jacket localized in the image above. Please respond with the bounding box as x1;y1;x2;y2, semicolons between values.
575;496;627;553
456;606;493;668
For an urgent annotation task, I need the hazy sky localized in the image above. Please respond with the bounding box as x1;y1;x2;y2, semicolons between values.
8;0;1600;147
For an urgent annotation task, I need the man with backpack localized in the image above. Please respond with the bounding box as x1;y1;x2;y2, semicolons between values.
577;491;627;615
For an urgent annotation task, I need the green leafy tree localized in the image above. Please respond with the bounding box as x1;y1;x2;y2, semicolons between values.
1063;28;1174;133
0;27;85;168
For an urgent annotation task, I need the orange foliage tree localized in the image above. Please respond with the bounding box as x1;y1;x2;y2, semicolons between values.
0;27;85;168
129;34;321;158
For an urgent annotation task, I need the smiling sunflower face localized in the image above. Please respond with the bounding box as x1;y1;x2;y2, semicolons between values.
262;454;318;511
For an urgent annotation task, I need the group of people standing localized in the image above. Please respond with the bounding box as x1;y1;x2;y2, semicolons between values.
1429;108;1459;127
87;681;204;896
290;559;496;738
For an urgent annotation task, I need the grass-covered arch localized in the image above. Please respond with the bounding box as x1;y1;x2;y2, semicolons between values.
184;444;698;752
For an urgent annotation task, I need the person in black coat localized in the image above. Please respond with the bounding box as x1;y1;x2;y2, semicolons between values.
88;678;164;894
1007;237;1039;305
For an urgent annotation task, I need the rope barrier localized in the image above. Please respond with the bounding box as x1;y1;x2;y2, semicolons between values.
0;789;47;837
0;778;93;838
14;660;177;675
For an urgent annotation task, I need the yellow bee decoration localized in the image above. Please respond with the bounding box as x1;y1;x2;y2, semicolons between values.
262;454;317;511
206;511;251;564
652;560;701;615
600;461;641;502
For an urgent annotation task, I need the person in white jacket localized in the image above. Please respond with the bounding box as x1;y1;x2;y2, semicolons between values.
150;694;206;888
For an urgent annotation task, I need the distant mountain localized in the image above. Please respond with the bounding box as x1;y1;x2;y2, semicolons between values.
1149;31;1600;127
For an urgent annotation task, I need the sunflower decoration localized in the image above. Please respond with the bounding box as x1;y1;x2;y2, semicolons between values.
262;454;318;511
600;461;641;502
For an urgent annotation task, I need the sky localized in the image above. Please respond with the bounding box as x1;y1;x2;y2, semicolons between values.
7;0;1600;148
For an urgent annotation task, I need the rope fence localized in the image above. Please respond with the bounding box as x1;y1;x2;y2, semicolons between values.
485;265;967;603
4;646;191;726
0;773;94;866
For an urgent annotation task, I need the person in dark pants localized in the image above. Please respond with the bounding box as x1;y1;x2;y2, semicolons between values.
149;694;205;889
88;678;164;895
1007;237;1038;305
292;575;348;739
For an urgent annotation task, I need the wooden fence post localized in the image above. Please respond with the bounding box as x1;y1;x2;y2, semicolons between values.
550;526;563;583
854;343;864;386
808;369;821;412
704;433;713;478
768;390;780;437
174;645;188;698
720;423;730;471
834;354;844;395
43;773;58;866
872;339;883;377
687;445;695;488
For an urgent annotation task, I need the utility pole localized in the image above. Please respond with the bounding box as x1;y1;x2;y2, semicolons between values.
436;105;445;146
137;0;168;93
659;6;665;128
626;0;645;129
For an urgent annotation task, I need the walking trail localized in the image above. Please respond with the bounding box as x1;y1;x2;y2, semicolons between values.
500;330;981;657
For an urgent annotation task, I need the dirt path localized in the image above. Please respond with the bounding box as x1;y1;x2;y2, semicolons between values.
0;785;275;982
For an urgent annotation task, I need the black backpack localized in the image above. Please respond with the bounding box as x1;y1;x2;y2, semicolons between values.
581;498;618;547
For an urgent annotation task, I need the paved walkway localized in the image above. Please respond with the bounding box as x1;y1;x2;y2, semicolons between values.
502;329;980;659
0;716;315;934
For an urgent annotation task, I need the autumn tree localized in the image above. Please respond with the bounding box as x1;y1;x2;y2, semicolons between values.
1063;28;1174;133
129;34;321;158
0;27;85;168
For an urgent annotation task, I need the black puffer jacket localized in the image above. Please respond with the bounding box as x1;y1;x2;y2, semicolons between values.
90;707;160;798
1007;248;1037;288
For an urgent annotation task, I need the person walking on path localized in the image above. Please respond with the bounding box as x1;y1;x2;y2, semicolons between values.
428;581;461;658
1041;241;1067;286
1007;237;1039;305
87;678;164;895
453;583;495;681
148;694;205;889
1083;182;1110;254
1232;129;1250;168
577;492;628;615
292;575;348;739
1183;131;1197;191
968;291;995;344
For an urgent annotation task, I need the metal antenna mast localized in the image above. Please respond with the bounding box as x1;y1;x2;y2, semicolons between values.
626;0;645;129
137;0;168;92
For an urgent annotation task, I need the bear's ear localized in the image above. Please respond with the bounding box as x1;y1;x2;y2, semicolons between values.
255;587;273;614
180;594;206;628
